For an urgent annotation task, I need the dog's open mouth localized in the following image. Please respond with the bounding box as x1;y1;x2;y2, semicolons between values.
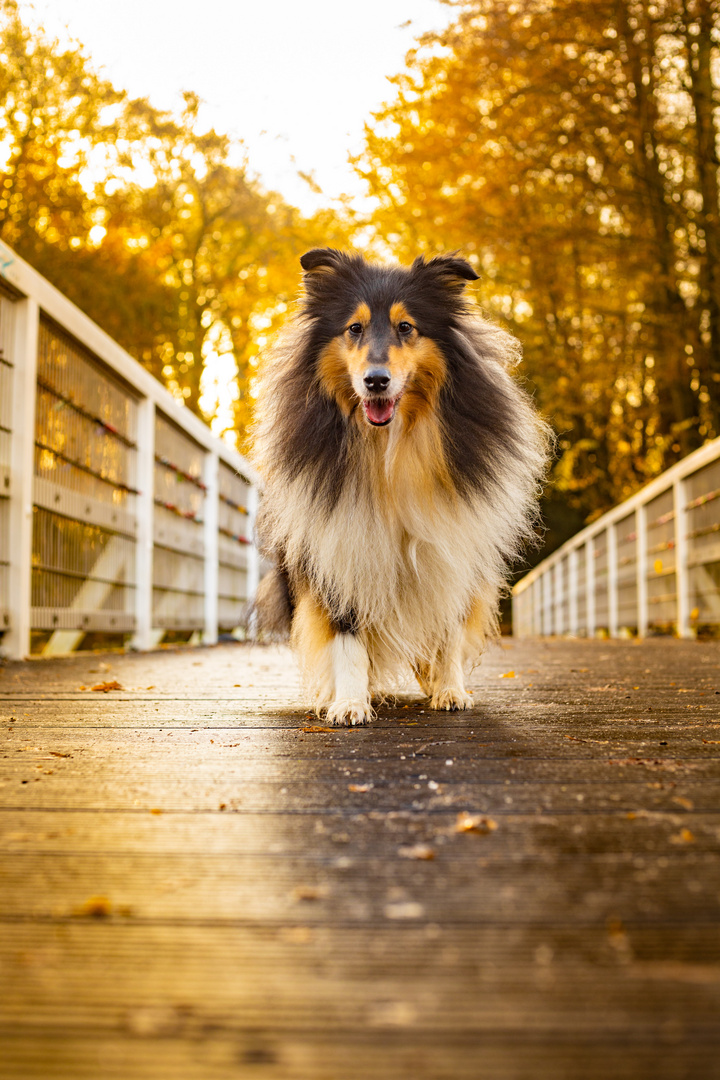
362;397;398;426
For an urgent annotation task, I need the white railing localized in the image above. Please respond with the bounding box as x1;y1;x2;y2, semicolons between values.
0;240;260;660
513;436;720;638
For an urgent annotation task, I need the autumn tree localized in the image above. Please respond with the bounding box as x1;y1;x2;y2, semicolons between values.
357;0;720;522
0;0;353;441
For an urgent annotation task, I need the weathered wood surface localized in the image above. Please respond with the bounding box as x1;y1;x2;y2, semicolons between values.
1;637;719;1079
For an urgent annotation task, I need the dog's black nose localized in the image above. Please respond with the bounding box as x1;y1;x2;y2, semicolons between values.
363;368;391;393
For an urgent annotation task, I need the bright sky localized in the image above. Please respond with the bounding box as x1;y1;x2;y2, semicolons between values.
21;0;451;215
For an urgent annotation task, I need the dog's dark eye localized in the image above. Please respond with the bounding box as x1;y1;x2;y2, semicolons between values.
398;321;414;336
347;323;363;337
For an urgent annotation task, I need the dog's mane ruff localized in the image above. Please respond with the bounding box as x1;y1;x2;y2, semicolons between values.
250;272;551;683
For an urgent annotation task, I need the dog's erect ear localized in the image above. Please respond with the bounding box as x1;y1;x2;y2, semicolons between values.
413;254;479;287
300;248;343;274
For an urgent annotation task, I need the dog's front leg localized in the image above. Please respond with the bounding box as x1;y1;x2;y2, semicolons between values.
325;633;372;727
428;626;473;712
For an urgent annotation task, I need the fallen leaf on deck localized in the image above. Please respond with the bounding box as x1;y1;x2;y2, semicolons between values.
49;751;72;758
398;844;436;861
292;885;328;902
303;726;339;733
672;796;695;810
455;811;497;834
75;895;113;917
91;681;123;692
348;783;373;792
499;671;515;678
670;828;696;844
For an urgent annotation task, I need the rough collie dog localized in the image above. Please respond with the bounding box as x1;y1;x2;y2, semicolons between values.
251;248;549;726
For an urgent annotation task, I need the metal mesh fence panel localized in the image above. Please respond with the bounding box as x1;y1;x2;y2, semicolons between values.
217;461;251;631
616;512;638;633
152;412;206;632
0;294;15;631
646;488;676;630
686;458;720;630
31;319;139;642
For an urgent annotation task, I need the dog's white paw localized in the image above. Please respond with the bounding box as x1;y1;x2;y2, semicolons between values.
324;698;372;727
430;687;473;712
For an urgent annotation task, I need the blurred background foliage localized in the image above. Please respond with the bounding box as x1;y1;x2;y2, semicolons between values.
358;0;720;544
0;0;353;438
2;0;720;550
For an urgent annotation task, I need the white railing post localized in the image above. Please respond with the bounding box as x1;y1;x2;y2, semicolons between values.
246;482;260;636
515;588;526;636
569;548;579;635
131;398;155;651
5;296;38;660
636;504;648;638
608;523;618;638
673;475;691;638
554;561;563;635
203;450;219;645
586;540;596;638
533;576;541;635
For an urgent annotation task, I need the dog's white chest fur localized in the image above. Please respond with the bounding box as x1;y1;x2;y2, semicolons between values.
263;430;513;668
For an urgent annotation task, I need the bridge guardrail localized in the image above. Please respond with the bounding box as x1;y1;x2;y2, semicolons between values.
0;240;260;659
512;436;720;639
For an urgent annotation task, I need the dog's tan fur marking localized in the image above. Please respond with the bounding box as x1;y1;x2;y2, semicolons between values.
317;340;358;414
394;339;447;430
290;589;335;709
347;302;371;329
389;301;413;327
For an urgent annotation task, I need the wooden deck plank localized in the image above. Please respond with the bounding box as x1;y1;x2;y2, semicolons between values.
1;637;719;1079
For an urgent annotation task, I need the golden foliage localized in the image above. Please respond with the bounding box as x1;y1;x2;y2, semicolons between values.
0;0;354;444
355;0;720;522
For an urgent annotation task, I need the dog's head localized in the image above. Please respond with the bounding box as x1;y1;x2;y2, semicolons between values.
299;248;478;427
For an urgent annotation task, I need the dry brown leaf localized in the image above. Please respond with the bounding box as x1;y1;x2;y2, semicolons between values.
302;726;338;733
91;680;123;693
292;885;328;902
670;828;696;844
75;895;112;917
455;811;497;834
398;844;436;861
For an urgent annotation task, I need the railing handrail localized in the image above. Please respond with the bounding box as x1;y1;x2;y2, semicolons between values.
0;239;260;660
514;435;720;595
0;239;259;485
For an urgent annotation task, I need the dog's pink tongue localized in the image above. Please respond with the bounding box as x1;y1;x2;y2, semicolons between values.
365;398;395;424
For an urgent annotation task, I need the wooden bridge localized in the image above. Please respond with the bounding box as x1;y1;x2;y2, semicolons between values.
1;635;719;1079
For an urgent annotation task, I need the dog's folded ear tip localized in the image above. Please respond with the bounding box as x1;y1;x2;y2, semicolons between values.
300;248;342;273
413;253;480;283
457;263;480;281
